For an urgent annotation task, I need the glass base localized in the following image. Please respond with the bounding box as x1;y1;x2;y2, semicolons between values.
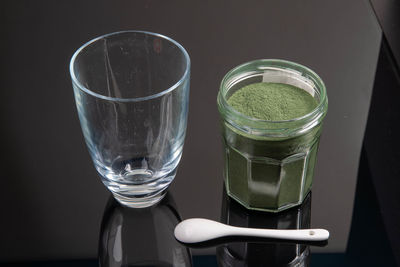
112;189;167;208
100;170;176;208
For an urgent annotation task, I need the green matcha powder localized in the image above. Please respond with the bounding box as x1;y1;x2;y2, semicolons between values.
228;82;318;120
223;82;320;211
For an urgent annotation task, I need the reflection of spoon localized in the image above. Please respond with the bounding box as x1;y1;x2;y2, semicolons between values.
174;218;329;243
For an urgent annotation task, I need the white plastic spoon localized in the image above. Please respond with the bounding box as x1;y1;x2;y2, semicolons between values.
174;218;329;243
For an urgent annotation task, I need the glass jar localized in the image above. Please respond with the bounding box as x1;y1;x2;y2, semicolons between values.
217;59;328;212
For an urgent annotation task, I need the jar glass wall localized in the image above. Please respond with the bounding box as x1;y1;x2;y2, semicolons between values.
217;59;328;212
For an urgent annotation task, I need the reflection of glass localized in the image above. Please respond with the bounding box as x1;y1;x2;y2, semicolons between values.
217;188;311;266
217;59;327;212
70;31;190;208
99;193;192;267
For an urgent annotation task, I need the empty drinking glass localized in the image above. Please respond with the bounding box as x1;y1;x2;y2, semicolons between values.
70;31;190;208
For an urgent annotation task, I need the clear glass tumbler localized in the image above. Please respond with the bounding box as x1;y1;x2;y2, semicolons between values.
218;59;327;212
70;31;190;208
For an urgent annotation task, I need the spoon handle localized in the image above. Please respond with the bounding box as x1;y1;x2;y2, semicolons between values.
229;226;329;241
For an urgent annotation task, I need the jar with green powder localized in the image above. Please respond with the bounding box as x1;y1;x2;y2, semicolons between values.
217;59;328;212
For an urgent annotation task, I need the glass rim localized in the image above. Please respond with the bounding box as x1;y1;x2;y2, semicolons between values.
69;30;191;102
217;59;328;136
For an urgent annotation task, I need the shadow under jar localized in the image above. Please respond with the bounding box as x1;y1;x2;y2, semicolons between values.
217;59;328;212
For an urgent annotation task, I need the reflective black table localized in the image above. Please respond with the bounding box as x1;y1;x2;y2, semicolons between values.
3;148;397;266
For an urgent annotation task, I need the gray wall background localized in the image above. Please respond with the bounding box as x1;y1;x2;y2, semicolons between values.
1;0;381;260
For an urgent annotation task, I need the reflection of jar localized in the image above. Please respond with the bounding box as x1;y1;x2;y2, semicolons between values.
217;59;328;212
99;193;192;267
217;189;312;266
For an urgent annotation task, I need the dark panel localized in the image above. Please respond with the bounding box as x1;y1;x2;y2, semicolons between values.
370;0;400;71
363;37;400;265
346;147;397;267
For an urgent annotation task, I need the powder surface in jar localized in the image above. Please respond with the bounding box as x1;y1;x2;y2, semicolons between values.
227;82;318;121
